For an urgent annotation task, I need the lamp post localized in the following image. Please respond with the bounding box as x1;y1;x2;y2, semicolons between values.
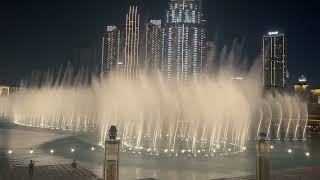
103;126;120;180
256;132;271;180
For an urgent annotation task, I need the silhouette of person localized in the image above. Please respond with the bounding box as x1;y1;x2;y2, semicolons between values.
28;160;34;178
71;160;77;168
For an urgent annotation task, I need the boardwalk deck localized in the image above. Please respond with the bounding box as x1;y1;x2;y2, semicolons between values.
0;164;100;180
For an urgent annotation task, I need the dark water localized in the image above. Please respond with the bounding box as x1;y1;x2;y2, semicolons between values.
1;120;319;180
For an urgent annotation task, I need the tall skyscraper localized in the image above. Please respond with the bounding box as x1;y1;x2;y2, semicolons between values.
102;26;120;79
262;31;288;89
145;20;162;75
124;1;140;79
161;0;206;84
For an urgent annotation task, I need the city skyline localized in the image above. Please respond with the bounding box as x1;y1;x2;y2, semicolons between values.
1;0;319;87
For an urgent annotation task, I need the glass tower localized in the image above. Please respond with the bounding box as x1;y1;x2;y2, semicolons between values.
102;26;120;79
161;0;206;84
262;31;288;89
124;2;140;79
145;20;162;75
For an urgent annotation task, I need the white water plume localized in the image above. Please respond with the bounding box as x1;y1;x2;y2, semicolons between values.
0;43;309;157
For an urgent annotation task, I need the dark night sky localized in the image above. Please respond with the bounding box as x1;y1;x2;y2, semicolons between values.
0;0;319;87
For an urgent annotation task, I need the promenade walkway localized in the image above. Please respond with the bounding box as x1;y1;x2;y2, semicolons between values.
212;168;320;180
0;164;100;180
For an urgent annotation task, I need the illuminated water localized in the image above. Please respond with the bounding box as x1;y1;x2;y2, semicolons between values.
0;73;309;158
1;120;319;180
0;44;314;179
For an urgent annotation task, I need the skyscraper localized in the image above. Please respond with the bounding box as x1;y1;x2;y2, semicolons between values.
145;20;162;75
161;0;206;84
124;1;140;79
102;26;120;79
262;31;288;89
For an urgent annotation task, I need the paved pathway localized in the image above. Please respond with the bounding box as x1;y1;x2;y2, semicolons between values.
0;164;100;180
212;168;320;180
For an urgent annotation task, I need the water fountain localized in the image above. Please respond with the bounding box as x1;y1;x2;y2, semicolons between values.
0;68;308;159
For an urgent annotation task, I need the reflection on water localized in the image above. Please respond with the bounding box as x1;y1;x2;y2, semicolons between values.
0;121;320;180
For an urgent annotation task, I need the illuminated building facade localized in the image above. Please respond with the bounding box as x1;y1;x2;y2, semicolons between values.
294;75;309;94
311;89;320;105
262;31;288;89
145;20;162;75
124;2;140;79
0;86;10;96
161;0;206;84
102;26;120;79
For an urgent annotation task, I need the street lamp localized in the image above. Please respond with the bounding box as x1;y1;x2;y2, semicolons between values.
103;126;120;180
256;133;271;180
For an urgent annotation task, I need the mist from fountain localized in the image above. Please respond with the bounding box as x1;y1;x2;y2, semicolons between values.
0;43;309;158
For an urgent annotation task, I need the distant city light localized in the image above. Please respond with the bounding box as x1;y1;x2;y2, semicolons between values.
231;77;244;80
298;75;307;83
268;31;279;35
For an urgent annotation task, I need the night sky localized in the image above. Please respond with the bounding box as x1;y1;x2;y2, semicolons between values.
1;0;319;87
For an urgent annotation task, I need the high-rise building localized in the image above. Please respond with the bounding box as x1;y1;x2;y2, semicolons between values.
145;20;162;75
124;1;140;79
161;0;206;84
262;31;288;89
102;26;120;79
